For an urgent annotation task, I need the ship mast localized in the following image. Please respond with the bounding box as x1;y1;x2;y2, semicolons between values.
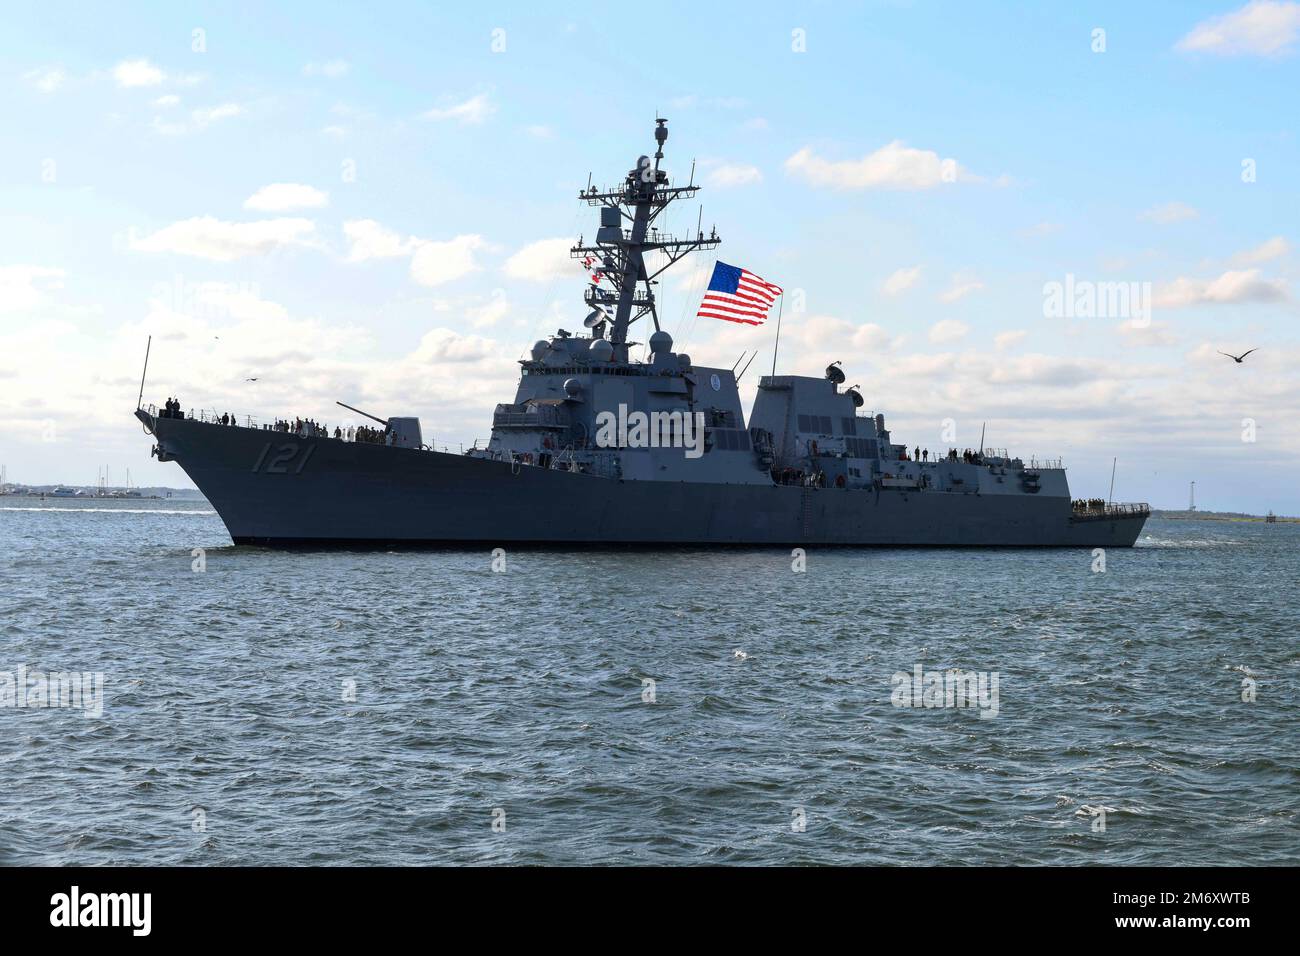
570;118;720;362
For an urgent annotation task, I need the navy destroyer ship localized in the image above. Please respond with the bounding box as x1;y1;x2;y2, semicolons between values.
136;120;1148;547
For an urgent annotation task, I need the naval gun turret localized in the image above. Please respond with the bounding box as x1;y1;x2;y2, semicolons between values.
336;400;423;448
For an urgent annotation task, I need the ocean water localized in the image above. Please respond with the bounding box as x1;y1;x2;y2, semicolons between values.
1;498;1296;866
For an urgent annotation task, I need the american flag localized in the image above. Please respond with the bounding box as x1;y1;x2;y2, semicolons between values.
696;261;783;325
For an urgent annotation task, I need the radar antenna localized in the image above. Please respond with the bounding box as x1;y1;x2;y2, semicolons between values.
570;119;720;362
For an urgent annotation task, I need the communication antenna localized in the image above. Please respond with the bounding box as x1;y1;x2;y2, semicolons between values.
1108;457;1117;505
136;335;152;411
735;350;759;384
769;294;785;377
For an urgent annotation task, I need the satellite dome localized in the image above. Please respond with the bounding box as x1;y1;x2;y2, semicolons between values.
563;378;581;398
589;338;614;362
531;340;549;361
677;353;692;370
648;330;673;355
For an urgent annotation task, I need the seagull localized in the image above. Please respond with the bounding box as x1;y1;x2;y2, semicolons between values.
245;377;259;382
1218;349;1257;364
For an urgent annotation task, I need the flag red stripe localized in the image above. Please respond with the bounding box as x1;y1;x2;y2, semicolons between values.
724;287;778;307
701;293;769;312
737;278;778;296
738;278;781;299
739;271;782;295
702;299;769;321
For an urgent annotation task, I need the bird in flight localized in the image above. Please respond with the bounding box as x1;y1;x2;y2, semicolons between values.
1218;349;1257;364
245;377;259;382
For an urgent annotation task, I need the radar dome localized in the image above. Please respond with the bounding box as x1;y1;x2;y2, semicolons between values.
563;378;581;398
678;353;692;370
648;330;673;355
531;340;549;361
589;338;614;362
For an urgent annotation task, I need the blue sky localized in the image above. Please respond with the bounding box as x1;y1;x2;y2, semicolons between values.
2;1;1298;512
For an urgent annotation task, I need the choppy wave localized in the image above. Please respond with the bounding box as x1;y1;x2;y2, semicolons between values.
1135;534;1244;549
0;512;1295;866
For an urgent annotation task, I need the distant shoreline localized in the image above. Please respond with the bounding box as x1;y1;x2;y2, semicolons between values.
1152;509;1295;523
0;488;207;502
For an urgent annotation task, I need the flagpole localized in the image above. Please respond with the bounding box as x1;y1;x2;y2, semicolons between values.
770;294;784;379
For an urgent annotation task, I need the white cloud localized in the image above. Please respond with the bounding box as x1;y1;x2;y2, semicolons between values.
1138;201;1198;224
985;355;1104;388
343;220;416;261
22;67;65;93
504;238;574;281
244;183;329;212
994;330;1027;350
795;315;900;354
938;276;985;303
113;58;165;88
1155;268;1288;307
303;59;351;77
525;124;554;139
1117;319;1178;347
192;103;242;126
152;94;180;108
467;293;510;328
423;93;494;125
706;163;763;188
153;102;244;135
743;117;769;131
185;283;290;323
130;217;317;261
928;319;970;344
321;125;348;139
345;221;491;286
882;266;922;296
410;328;500;363
1231;236;1289;265
1176;1;1300;56
410;235;487;286
785;141;966;190
0;266;65;312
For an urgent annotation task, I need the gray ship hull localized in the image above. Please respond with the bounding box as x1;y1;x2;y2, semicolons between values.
141;412;1147;548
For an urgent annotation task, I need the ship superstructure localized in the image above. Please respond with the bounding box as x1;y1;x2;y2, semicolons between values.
136;120;1148;547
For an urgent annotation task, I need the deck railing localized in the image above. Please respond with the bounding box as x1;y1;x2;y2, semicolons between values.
1071;501;1151;520
147;403;477;454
